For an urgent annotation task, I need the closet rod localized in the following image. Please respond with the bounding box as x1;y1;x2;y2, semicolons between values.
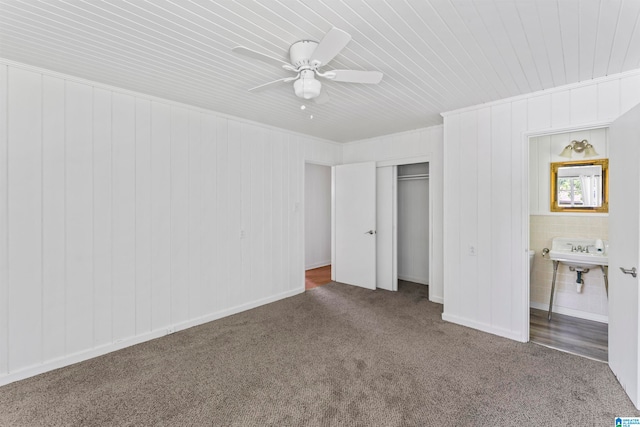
398;173;429;181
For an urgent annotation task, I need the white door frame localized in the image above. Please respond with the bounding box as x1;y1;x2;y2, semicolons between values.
521;120;613;342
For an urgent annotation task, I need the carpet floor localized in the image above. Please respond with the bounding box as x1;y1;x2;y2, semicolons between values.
0;282;638;426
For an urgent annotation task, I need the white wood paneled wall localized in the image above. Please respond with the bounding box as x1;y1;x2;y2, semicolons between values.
0;63;341;384
304;163;331;270
342;126;444;303
442;69;640;342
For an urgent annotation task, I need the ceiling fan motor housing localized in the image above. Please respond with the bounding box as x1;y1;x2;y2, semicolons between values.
289;40;319;68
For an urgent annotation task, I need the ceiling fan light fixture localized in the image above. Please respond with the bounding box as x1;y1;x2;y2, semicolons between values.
294;75;321;99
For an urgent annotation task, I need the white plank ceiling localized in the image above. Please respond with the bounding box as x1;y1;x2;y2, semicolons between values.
1;0;639;142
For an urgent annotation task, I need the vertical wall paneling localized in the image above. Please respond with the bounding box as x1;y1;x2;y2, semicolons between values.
264;132;274;298
458;110;478;321
251;127;266;300
92;88;113;346
65;81;94;355
528;138;539;214
7;67;42;371
290;139;303;289
226;120;242;307
239;125;252;303
41;76;66;361
187;112;202;318
0;62;342;385
169;106;189;324
476;107;492;325
570;85;598;124
527;95;551;131
215;117;230;312
443;116;461;316
510;100;527;333
597;79;621;120
135;99;152;334
621;74;640;114
551;91;571;128
489;103;512;332
285;136;294;291
272;133;285;295
0;65;8;375
111;93;136;341
200;114;217;315
150;102;171;330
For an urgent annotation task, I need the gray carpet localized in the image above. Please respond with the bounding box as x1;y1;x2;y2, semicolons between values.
0;281;638;426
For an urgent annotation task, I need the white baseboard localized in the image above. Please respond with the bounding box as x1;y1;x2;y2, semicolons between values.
430;295;444;304
530;301;608;324
0;288;304;387
398;275;428;285
442;312;527;343
305;261;331;270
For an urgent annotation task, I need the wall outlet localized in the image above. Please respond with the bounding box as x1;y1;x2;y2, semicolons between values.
240;230;245;239
469;245;477;256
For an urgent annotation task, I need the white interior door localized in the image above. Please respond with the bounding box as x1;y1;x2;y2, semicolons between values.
609;102;640;409
333;162;376;289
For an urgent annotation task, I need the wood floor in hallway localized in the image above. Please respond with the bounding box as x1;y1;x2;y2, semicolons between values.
305;265;331;290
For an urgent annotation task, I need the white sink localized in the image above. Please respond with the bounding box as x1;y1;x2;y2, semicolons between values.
549;237;608;268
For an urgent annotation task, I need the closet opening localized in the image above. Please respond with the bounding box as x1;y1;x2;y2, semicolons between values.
304;163;332;290
396;163;430;293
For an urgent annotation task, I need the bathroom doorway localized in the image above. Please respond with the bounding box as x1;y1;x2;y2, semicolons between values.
528;128;609;362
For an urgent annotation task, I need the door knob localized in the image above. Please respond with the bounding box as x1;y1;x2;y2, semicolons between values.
365;230;376;235
620;267;637;278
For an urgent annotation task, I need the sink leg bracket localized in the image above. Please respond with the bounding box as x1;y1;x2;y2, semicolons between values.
548;260;560;321
601;265;609;296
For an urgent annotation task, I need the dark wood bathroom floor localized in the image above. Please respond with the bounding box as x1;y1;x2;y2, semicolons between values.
530;308;608;362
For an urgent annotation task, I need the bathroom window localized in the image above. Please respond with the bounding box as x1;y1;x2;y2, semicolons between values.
557;176;583;206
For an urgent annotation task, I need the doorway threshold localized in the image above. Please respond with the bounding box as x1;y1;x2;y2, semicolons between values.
529;308;608;362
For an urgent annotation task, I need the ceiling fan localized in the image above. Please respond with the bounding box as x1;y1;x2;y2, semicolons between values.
232;27;383;103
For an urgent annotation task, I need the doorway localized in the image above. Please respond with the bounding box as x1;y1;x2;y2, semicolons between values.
528;129;609;361
397;163;430;291
304;163;332;290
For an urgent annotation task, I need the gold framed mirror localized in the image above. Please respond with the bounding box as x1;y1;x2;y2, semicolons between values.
550;158;608;213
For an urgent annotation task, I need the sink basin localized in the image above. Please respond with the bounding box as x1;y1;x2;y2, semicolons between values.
549;237;608;268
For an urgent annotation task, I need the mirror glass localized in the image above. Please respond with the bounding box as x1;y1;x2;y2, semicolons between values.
550;159;608;213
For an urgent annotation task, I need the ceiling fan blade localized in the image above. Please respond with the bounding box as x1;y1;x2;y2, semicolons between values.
323;70;383;84
312;90;330;105
248;77;296;92
309;27;351;67
232;46;291;68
